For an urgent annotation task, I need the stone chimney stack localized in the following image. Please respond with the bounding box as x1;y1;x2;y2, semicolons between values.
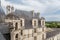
31;10;34;17
36;12;40;18
6;5;14;14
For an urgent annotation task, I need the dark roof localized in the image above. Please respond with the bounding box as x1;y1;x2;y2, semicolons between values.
0;6;5;15
0;6;5;23
14;10;40;19
46;28;60;39
41;17;45;20
5;13;19;19
14;10;33;19
0;32;6;40
0;23;9;34
25;19;33;29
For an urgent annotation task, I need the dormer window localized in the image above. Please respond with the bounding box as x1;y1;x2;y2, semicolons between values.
41;20;45;26
32;19;38;27
41;17;45;26
20;18;24;27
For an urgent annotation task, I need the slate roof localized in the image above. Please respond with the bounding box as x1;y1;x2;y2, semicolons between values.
0;6;5;16
5;13;19;19
46;28;60;39
0;32;6;40
5;9;42;29
25;19;33;29
0;23;9;34
14;10;33;19
6;10;40;19
0;6;5;23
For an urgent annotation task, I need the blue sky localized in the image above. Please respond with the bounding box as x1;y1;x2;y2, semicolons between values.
1;0;60;21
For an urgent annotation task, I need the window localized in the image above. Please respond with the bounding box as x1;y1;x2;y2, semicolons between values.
15;34;18;40
20;20;23;27
32;19;38;27
15;22;18;30
38;21;41;26
34;36;37;40
34;21;36;26
20;18;24;27
34;28;36;33
16;34;18;38
21;30;23;35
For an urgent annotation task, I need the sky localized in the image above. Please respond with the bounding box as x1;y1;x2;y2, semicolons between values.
1;0;60;21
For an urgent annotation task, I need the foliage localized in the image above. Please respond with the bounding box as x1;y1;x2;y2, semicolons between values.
45;21;60;28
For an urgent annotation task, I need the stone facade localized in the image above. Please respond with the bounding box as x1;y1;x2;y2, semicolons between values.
4;6;46;40
5;17;46;40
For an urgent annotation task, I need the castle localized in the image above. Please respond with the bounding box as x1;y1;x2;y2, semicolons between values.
0;1;60;40
5;5;46;40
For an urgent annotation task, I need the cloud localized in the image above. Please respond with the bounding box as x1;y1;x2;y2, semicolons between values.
1;0;60;21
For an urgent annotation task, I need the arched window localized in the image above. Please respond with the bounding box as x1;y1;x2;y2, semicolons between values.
20;20;22;27
15;34;18;40
32;19;38;27
34;28;36;33
21;30;23;35
15;22;18;30
9;22;13;30
34;21;36;26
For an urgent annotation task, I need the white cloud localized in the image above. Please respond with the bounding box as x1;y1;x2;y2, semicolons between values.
1;0;60;21
1;0;47;13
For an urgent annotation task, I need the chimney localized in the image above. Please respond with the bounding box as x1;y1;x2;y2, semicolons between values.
37;12;40;18
31;10;34;17
6;5;14;14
